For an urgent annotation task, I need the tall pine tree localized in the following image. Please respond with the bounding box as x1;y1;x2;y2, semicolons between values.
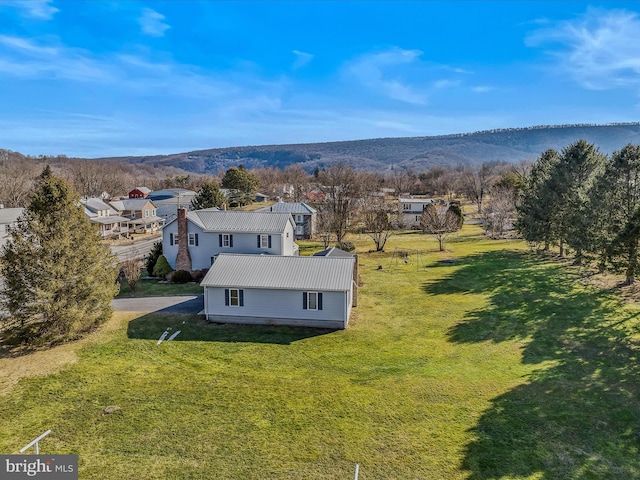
516;149;560;250
0;167;119;344
191;179;226;210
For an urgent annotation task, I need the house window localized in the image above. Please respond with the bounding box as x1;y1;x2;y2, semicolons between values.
303;291;323;311
403;203;411;211
258;234;271;248
170;233;179;245
225;288;244;307
219;234;233;247
416;216;420;222
189;233;199;246
296;215;302;223
145;210;150;218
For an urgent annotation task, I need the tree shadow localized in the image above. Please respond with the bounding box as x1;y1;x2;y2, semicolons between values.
423;250;640;478
127;313;336;345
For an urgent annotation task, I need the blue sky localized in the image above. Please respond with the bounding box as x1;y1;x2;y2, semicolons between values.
1;1;639;158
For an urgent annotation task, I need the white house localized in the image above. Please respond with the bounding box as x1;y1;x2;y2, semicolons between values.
255;200;317;239
201;254;356;329
162;209;298;271
81;198;129;239
0;207;24;248
398;196;435;228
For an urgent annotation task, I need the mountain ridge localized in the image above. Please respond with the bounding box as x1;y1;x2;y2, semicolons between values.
91;122;640;173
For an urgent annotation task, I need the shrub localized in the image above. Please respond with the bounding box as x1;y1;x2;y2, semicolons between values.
146;242;162;276
152;255;172;279
172;270;193;283
192;269;209;282
336;241;355;252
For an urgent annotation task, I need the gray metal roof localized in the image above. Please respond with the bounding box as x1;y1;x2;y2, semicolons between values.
179;210;294;233
110;199;156;211
81;198;119;215
313;247;354;258
256;201;317;215
90;216;129;225
0;208;24;225
201;254;355;291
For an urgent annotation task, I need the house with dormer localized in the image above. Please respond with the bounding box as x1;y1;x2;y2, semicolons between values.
81;198;129;239
256;200;317;239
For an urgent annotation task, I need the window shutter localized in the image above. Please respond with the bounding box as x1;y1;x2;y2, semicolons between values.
195;234;199;246
219;234;222;247
318;293;323;311
239;290;244;307
224;288;229;306
257;235;261;248
268;235;272;248
303;292;308;310
170;233;174;245
230;235;233;247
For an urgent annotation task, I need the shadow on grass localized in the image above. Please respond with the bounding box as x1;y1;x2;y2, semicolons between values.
424;250;640;479
127;313;335;345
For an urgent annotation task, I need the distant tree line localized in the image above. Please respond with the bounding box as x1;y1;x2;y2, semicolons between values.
517;140;640;284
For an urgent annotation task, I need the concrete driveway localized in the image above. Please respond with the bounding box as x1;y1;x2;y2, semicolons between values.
112;295;203;314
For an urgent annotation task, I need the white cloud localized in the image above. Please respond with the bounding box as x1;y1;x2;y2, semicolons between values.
526;8;640;90
0;0;59;20
472;85;492;93
433;79;460;89
346;47;428;105
292;49;314;69
138;8;170;37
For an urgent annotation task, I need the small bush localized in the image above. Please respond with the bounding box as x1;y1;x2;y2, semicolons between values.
172;270;193;283
153;255;172;279
336;241;355;252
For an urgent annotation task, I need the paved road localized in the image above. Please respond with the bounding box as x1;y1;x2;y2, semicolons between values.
112;294;203;314
111;236;161;262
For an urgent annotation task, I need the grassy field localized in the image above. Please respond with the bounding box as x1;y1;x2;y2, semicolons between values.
2;226;640;479
117;278;203;297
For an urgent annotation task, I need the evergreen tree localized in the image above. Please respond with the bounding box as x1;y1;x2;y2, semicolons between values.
0;167;119;344
515;149;560;250
555;140;606;262
593;144;640;283
221;165;259;206
152;255;172;279
191;180;226;210
145;241;163;276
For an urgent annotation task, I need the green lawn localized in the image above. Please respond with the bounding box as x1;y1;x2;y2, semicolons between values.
2;226;640;479
117;278;203;297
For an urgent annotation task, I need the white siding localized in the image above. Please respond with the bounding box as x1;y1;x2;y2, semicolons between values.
204;287;349;328
163;222;287;270
282;221;296;256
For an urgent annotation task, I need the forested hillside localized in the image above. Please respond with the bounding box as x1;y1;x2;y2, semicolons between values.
97;123;640;174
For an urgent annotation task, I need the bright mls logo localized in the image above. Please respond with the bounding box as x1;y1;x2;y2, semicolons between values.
1;455;78;479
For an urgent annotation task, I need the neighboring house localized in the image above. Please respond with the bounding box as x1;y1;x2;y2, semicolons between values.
128;187;151;199
81;198;130;239
312;247;354;258
398;196;435;228
147;188;197;223
256;200;317;239
201;253;357;329
162;209;298;271
109;198;164;234
254;192;268;203
305;189;326;202
0;207;24;248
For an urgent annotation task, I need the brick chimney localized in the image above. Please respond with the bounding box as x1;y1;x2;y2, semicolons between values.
175;208;192;272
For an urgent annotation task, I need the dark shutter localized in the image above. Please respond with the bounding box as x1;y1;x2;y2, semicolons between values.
229;235;233;247
170;233;174;245
268;235;272;248
257;235;261;248
219;234;223;247
224;288;230;306
303;292;308;310
195;234;199;246
239;290;244;307
318;292;323;311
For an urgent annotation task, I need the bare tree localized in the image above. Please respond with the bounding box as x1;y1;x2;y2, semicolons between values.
459;163;498;213
483;186;516;237
361;199;396;251
121;251;143;292
0;161;38;207
283;164;310;202
317;164;361;243
420;204;464;251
